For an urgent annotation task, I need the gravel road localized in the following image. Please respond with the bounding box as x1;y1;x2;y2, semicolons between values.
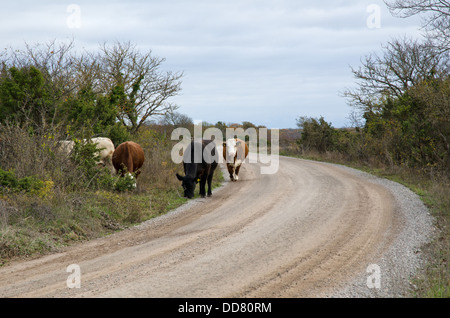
0;156;434;298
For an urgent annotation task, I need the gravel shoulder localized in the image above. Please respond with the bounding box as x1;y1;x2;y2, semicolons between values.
319;162;435;297
0;156;435;298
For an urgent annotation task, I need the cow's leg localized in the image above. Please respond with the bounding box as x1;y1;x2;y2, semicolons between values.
207;172;214;197
227;164;235;181
199;175;207;198
234;164;242;181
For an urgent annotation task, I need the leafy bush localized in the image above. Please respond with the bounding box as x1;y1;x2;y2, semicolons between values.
362;77;449;172
61;87;130;146
114;173;137;192
296;116;337;153
0;66;58;130
0;168;44;193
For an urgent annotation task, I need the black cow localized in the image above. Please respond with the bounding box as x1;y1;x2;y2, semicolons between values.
176;139;218;199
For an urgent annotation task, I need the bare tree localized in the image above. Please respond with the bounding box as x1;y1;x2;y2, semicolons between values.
96;41;183;133
160;105;193;128
385;0;450;52
4;40;78;95
343;37;448;113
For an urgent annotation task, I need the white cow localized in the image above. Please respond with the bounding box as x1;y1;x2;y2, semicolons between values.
57;137;115;169
57;140;75;154
91;137;115;168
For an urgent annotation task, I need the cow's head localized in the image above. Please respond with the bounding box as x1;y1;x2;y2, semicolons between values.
176;173;198;199
223;138;241;161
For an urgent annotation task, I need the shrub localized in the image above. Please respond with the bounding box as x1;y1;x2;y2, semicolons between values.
0;66;58;130
0;168;45;193
114;173;137;192
296;116;337;153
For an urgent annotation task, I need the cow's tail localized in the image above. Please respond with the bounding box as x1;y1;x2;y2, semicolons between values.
123;143;133;175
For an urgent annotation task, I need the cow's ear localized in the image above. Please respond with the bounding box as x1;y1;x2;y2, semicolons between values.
176;173;184;181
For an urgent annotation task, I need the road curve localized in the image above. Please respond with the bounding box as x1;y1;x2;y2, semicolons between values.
0;156;422;297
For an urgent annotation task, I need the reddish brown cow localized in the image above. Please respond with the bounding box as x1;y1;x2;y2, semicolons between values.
112;141;145;178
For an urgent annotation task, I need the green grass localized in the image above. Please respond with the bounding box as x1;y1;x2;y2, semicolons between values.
0;168;224;266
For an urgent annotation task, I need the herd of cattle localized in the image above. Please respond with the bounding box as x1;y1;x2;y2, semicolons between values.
58;136;249;197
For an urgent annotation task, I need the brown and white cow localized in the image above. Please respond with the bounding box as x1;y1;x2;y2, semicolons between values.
112;141;145;179
222;138;249;181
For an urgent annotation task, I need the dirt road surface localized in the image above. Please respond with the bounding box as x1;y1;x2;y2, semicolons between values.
0;156;424;298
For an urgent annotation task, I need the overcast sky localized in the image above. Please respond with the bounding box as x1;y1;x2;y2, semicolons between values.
1;0;423;128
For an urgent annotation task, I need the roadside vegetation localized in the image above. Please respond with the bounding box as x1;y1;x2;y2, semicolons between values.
0;41;223;266
280;125;448;298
